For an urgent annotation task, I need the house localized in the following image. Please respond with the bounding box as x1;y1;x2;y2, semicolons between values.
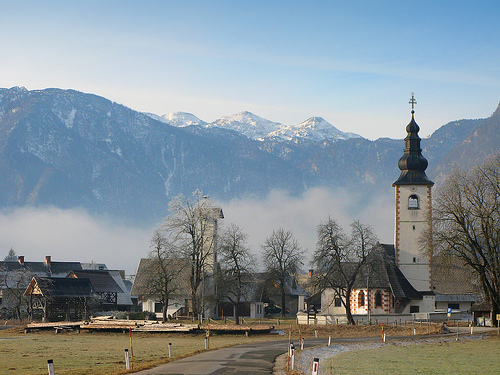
216;273;265;320
67;269;130;311
24;276;94;321
432;257;481;314
259;273;307;316
131;257;190;319
0;256;133;319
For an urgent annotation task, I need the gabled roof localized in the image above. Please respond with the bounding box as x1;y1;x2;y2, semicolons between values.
0;260;83;280
432;256;482;296
67;270;123;293
24;277;93;298
131;258;190;297
313;244;421;301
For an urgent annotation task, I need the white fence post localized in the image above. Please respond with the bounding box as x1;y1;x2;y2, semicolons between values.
312;357;319;375
125;349;130;370
168;342;173;358
47;359;55;375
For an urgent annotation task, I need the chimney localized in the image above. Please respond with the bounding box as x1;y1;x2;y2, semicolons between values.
18;256;25;265
45;256;52;266
309;269;314;277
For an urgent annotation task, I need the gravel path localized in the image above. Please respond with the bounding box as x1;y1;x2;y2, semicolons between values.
286;334;490;375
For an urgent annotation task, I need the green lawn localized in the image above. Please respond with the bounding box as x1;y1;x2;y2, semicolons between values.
326;335;500;374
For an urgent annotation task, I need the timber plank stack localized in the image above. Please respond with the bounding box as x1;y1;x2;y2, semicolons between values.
25;317;200;333
81;317;199;332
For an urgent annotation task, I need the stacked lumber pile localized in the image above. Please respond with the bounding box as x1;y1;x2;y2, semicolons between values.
25;321;83;333
133;322;199;332
81;316;199;332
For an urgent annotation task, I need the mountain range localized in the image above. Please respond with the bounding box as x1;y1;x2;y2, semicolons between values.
147;110;361;142
1;86;499;226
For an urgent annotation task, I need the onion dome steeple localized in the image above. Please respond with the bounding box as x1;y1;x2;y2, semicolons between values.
393;94;434;186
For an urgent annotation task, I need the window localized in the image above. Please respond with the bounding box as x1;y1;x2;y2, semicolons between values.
334;298;342;307
408;194;419;209
154;302;163;313
359;291;365;307
410;306;419;313
375;292;382;307
448;303;459;310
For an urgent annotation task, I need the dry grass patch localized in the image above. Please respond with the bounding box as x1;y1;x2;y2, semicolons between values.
0;327;280;375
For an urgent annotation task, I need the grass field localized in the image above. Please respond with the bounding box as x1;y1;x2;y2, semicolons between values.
325;335;500;374
0;320;456;375
0;327;284;375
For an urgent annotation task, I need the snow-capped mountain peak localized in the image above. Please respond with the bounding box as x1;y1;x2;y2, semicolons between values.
207;111;283;140
145;111;207;127
266;116;362;142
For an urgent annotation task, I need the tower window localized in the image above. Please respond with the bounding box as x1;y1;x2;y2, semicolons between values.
408;194;419;209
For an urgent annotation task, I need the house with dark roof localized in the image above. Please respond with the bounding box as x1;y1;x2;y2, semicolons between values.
1;256;133;319
431;257;481;313
24;276;94;321
67;270;127;311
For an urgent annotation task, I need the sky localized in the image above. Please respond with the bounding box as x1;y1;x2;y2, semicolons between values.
1;1;499;274
1;1;499;140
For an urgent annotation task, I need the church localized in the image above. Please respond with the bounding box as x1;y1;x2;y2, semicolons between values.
315;95;480;323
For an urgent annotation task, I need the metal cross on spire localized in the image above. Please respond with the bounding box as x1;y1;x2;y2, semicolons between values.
409;92;417;114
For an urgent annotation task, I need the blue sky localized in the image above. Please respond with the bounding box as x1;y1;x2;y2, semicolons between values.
1;0;499;139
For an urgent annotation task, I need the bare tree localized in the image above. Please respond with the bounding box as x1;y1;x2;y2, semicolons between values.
312;218;378;325
163;190;223;318
217;224;255;324
143;229;185;322
0;266;34;320
428;153;500;324
261;228;304;317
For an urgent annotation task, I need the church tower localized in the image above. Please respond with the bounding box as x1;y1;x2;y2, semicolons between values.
393;94;434;292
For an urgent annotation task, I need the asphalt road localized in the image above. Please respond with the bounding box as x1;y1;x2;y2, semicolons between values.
131;337;326;375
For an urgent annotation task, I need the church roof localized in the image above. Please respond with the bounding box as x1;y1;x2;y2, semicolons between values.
393;98;434;186
354;244;421;300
